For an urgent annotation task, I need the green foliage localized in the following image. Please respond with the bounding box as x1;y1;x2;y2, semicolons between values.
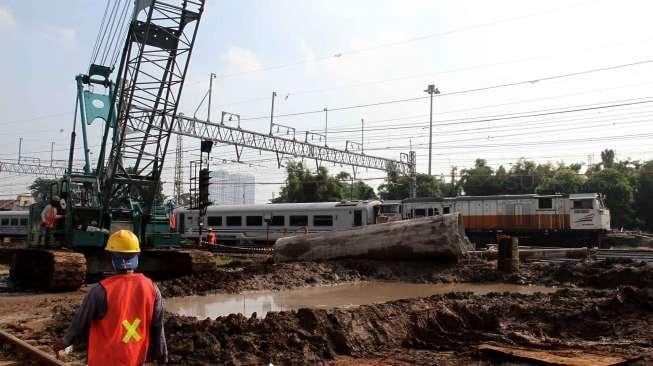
275;161;376;202
458;159;503;195
583;168;635;228
536;166;586;195
29;178;58;202
377;163;446;200
636;161;653;230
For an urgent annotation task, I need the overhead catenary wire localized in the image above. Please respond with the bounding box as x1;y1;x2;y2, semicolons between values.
233;59;653;123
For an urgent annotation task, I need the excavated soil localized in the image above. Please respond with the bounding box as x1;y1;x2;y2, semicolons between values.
0;259;652;364
156;258;653;298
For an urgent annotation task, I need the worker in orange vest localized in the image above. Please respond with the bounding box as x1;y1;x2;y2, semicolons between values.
54;230;167;365
207;228;217;246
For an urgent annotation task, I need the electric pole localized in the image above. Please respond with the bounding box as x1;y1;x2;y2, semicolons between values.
361;118;364;154
18;137;22;164
50;142;55;166
324;107;328;146
424;84;440;176
207;73;216;122
269;91;277;135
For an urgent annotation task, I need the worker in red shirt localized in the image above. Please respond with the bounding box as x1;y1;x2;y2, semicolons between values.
54;230;167;365
39;196;63;246
207;228;217;246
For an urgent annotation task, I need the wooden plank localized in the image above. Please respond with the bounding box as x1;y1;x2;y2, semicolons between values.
479;343;636;366
0;328;66;366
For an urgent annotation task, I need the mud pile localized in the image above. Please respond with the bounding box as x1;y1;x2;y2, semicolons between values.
156;258;653;298
162;287;653;365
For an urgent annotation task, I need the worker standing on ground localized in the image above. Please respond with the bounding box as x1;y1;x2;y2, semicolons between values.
207;228;217;246
54;230;168;365
39;196;62;246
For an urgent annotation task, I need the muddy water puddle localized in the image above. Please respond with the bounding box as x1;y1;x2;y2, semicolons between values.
168;281;557;319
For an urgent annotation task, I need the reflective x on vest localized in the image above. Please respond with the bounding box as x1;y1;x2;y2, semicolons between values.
122;318;142;343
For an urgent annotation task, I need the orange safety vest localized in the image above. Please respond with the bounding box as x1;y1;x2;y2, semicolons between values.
207;231;217;245
88;273;156;366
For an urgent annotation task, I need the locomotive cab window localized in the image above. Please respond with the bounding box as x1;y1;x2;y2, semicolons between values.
573;199;593;209
226;216;242;226
270;215;285;226
313;215;333;226
538;198;553;209
289;215;308;226
246;216;263;226
207;216;222;226
414;208;426;217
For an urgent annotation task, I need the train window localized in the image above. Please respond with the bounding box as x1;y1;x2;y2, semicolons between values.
290;215;308;226
246;216;263;226
538;198;553;209
270;216;285;226
207;216;222;226
427;208;433;216
19;218;27;226
313;215;333;226
573;199;593;209
10;218;18;226
443;207;450;214
0;219;7;226
226;216;242;226
415;209;426;217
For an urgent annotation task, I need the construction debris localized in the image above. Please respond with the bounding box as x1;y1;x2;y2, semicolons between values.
479;343;637;366
274;213;471;262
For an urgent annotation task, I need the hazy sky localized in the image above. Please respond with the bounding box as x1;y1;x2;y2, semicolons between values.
1;0;653;202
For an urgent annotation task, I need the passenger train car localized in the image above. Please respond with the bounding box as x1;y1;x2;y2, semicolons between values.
402;193;610;245
175;200;381;244
174;193;610;246
0;210;30;238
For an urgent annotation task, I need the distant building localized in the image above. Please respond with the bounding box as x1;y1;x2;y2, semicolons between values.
0;193;34;211
209;170;255;205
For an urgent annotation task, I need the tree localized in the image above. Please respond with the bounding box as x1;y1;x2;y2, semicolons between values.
29;178;58;202
600;149;615;169
636;161;653;230
583;168;636;228
338;172;378;200
536;166;586;195
501;159;552;194
377;163;446;200
459;159;502;195
274;161;349;202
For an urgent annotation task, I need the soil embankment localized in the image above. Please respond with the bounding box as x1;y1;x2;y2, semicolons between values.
0;259;652;364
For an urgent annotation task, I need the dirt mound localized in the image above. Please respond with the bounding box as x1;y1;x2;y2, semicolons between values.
161;287;653;365
525;259;653;288
156;258;653;298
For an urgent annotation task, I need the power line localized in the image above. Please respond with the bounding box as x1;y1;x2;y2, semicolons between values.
233;60;653;123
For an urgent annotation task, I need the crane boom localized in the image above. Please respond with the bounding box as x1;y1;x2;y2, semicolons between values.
103;0;205;226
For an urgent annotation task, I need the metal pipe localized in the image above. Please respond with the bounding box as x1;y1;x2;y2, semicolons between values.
0;328;67;366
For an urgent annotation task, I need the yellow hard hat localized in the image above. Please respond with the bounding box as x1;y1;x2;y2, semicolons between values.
105;230;140;253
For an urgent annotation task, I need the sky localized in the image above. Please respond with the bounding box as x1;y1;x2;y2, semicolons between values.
1;0;653;203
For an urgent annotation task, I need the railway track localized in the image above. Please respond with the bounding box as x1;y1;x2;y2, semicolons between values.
592;249;653;262
212;244;274;260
